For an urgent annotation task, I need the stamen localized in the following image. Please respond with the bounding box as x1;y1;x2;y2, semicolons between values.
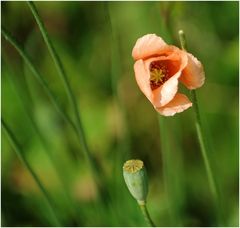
150;61;169;90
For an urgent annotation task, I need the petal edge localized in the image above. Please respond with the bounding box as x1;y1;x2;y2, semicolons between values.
155;93;192;116
180;53;205;89
132;34;167;60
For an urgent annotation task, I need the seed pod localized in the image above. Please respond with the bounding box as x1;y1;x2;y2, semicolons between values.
123;159;148;204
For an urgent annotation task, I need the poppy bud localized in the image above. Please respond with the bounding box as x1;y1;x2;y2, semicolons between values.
123;159;148;204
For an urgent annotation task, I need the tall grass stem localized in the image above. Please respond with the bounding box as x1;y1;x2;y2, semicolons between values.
1;27;76;132
2;59;81;225
1;119;62;226
27;2;101;191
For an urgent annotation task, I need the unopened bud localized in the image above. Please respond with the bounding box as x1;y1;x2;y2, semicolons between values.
123;159;148;204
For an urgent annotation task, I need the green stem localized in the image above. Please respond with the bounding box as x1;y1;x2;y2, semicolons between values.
27;1;101;189
138;202;155;227
178;30;220;216
190;90;218;199
1;27;77;133
1;119;62;226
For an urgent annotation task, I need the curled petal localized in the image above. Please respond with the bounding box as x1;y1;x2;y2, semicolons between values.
155;93;192;116
152;72;181;107
180;53;205;89
132;34;167;60
134;59;152;102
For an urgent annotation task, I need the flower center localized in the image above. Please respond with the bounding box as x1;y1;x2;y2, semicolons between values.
150;61;170;90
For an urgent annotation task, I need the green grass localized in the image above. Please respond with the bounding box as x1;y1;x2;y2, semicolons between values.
1;1;238;227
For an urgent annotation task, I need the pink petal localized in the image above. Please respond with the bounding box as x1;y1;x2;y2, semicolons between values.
132;34;167;60
180;53;205;89
133;59;152;102
155;93;192;116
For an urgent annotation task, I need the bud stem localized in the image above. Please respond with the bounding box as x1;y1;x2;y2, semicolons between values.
138;201;155;227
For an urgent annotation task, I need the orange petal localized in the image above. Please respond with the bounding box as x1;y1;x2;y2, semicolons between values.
180;53;205;89
133;59;152;102
132;34;167;60
155;93;192;116
152;72;181;107
144;50;188;107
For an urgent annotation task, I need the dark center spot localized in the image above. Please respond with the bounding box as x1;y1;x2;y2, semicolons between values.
149;61;170;90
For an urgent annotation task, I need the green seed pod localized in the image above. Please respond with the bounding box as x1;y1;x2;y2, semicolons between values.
123;159;148;204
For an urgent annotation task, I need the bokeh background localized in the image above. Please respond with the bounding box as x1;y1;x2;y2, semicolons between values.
1;1;239;227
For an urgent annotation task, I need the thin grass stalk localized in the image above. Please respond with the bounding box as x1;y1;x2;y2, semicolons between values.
27;1;102;192
2;58;49;149
2;59;81;225
178;30;221;225
1;27;77;133
1;119;62;226
1;24;101;215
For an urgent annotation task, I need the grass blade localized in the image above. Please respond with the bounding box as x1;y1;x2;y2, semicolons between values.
2;59;82;225
1;27;76;133
1;119;62;226
27;1;102;192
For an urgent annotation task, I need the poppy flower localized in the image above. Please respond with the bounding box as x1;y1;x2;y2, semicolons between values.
132;34;205;116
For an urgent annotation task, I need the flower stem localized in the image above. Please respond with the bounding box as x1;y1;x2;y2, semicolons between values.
190;90;218;198
1;119;62;227
27;1;103;195
138;201;155;227
178;29;220;214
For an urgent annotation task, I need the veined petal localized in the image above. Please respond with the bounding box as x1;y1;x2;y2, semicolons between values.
132;34;167;60
180;53;205;89
155;93;192;116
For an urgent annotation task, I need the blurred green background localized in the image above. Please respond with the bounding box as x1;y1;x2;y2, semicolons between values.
1;1;239;227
